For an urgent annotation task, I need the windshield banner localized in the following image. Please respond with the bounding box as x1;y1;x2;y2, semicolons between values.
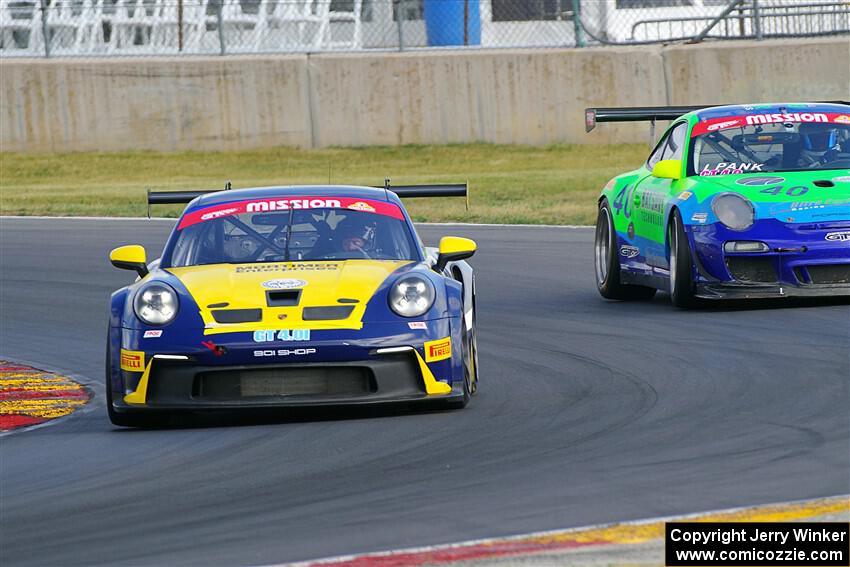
178;197;405;229
691;112;850;137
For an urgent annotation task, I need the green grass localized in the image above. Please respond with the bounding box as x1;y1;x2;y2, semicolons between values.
0;143;647;225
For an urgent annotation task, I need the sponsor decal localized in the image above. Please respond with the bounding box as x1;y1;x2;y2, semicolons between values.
200;207;239;221
691;112;845;137
177;197;405;229
253;348;316;357
769;197;850;215
707;119;741;131
634;188;665;227
143;330;162;339
253;329;311;342
408;322;427;330
347;201;376;213
677;191;692;200
262;278;307;290
424;337;452;362
700;162;763;176
832;175;850;183
825;231;850;242
691;212;709;223
619;245;639;259
120;349;145;372
737;176;786;186
744;112;828;126
236;263;340;273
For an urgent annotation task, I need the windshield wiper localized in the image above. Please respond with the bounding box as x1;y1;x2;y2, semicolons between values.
283;206;295;262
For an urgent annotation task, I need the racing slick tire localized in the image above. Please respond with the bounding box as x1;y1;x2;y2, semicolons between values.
594;199;657;301
447;317;477;409
668;209;698;309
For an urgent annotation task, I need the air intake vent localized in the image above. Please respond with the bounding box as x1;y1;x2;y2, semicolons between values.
302;306;355;320
266;290;301;307
807;265;850;284
211;309;262;323
726;257;777;283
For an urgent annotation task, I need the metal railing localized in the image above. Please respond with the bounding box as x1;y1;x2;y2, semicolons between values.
1;0;847;58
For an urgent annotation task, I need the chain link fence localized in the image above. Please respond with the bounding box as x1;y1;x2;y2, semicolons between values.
1;0;848;57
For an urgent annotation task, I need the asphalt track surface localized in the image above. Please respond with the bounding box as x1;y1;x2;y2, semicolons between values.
1;217;848;567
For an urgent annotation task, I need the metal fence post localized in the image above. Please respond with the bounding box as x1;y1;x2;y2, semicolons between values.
752;0;763;40
39;0;50;58
571;0;584;47
216;0;226;55
396;0;405;51
178;0;184;51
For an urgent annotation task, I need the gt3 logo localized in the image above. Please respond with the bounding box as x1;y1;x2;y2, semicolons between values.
424;338;451;362
253;348;317;357
619;245;639;259
825;231;850;242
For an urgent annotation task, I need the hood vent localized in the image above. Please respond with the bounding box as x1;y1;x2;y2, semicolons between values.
302;306;355;320
212;309;263;323
813;180;834;188
266;290;301;307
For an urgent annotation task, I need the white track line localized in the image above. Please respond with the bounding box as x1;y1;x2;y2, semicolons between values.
279;494;850;567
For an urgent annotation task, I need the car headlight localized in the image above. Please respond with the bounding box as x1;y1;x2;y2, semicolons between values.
389;275;436;318
134;283;179;325
712;193;754;231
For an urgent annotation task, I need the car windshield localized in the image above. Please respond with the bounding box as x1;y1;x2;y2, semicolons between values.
690;119;850;176
169;197;418;267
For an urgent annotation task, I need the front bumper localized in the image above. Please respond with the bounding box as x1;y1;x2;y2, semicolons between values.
691;219;850;299
111;349;462;413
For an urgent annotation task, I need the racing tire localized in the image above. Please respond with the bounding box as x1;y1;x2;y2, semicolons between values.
447;318;475;409
594;199;657;301
105;334;161;428
668;209;698;309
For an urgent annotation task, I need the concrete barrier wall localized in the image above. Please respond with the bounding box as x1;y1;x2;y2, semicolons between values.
1;37;847;153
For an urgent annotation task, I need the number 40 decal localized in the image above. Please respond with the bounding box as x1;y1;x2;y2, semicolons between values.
760;185;809;196
612;185;635;218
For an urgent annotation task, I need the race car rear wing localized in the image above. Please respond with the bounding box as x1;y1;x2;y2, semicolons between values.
585;101;850;132
584;106;713;133
146;180;469;217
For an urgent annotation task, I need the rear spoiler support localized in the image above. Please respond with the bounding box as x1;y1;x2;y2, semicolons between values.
147;179;469;217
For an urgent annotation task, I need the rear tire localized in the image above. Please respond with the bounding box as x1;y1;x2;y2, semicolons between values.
595;199;657;301
668;209;698;309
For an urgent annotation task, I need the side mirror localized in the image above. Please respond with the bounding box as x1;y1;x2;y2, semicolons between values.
651;159;682;180
435;236;477;272
110;245;148;278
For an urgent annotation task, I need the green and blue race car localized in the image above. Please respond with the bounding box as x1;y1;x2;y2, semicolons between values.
586;102;850;307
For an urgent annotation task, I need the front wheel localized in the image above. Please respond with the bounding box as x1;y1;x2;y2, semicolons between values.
668;209;698;309
595;199;657;301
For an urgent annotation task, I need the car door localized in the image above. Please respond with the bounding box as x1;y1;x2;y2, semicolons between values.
631;121;688;269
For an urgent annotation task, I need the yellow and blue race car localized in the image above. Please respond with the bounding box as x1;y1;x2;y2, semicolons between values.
107;183;478;427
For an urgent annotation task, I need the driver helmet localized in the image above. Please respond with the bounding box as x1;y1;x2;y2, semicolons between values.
336;218;376;253
799;122;840;152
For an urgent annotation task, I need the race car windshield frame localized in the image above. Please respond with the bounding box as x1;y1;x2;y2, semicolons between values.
688;122;850;177
168;208;419;267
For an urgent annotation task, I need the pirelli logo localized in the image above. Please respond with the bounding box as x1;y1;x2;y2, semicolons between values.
120;349;145;372
424;337;452;362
